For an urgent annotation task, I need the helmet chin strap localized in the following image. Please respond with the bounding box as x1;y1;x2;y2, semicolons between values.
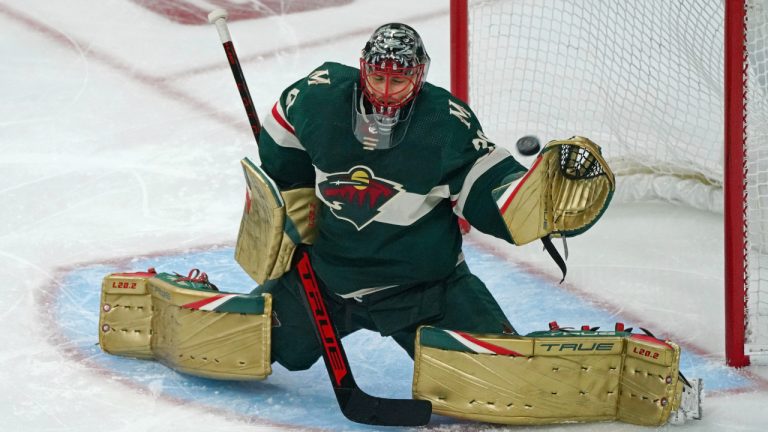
372;108;400;134
352;84;413;150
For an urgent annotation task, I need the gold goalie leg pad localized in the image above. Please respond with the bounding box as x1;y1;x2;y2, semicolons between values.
413;326;687;426
98;269;272;380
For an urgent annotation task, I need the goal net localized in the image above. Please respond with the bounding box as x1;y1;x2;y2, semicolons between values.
451;0;768;366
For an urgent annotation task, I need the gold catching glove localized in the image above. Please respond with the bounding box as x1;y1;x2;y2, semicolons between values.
496;136;615;246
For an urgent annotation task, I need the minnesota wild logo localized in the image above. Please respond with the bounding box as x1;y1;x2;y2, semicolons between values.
318;166;403;230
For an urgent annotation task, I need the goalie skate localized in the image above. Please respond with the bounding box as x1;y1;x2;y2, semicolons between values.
668;378;703;425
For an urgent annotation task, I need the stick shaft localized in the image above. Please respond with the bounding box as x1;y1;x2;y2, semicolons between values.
296;252;351;388
295;251;432;426
210;12;261;143
223;41;262;142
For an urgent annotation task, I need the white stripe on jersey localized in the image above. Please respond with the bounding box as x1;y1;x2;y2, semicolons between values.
264;102;305;151
452;147;514;218
337;285;398;299
375;184;451;225
314;168;451;226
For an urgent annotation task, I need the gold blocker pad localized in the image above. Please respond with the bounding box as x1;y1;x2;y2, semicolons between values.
413;325;685;426
235;157;318;285
98;269;272;380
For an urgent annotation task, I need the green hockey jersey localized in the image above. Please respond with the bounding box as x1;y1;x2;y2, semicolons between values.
259;62;526;296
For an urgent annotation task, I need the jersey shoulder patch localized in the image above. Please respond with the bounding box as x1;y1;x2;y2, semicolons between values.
418;84;481;133
307;68;331;85
418;84;494;155
447;98;473;129
304;62;356;88
279;62;357;124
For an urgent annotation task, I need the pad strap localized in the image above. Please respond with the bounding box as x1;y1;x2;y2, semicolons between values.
541;236;567;283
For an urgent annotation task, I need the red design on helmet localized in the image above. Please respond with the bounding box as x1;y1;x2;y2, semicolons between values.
360;23;430;116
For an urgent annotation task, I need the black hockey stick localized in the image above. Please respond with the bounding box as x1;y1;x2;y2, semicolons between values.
296;251;432;426
207;9;431;426
208;9;261;142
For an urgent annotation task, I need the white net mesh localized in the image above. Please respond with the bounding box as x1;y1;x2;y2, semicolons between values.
468;0;723;211
465;0;768;355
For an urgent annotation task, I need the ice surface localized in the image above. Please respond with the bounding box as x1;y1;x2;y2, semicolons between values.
1;0;767;430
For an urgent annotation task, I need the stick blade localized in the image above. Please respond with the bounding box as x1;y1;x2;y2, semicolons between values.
343;389;432;426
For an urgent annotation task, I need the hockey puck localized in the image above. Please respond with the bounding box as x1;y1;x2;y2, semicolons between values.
516;135;541;156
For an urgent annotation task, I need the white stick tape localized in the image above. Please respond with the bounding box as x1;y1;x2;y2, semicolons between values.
207;9;232;43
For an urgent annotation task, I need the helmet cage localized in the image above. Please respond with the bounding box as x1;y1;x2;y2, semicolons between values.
360;58;426;115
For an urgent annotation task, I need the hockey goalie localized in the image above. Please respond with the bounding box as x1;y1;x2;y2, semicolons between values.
97;18;701;427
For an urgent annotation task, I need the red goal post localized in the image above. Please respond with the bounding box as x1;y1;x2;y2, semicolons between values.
724;0;750;368
450;0;767;367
